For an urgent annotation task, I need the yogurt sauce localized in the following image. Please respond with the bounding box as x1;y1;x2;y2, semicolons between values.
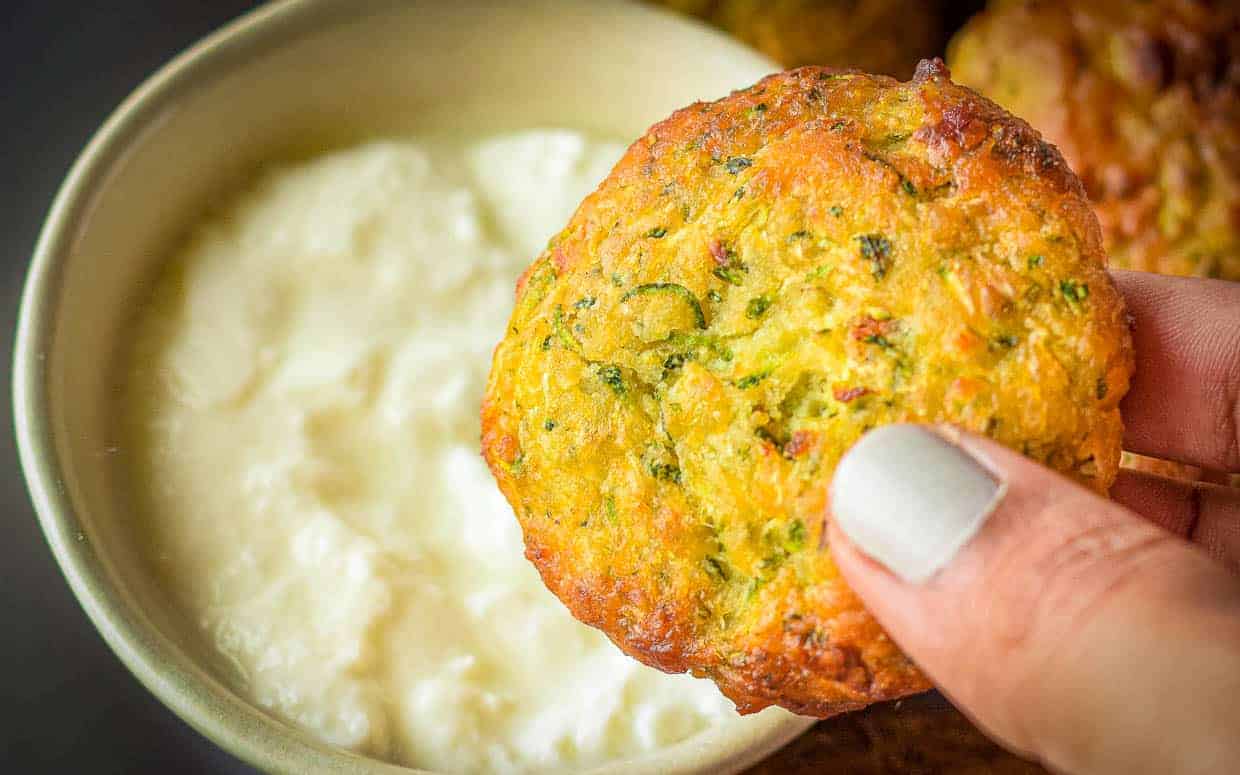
124;132;784;773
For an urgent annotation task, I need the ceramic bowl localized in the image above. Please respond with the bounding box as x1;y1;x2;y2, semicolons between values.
14;1;813;772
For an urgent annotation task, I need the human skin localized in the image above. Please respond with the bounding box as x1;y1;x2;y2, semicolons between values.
949;0;1240;281
829;271;1240;774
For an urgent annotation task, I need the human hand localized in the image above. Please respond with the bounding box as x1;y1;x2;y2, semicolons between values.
827;270;1240;775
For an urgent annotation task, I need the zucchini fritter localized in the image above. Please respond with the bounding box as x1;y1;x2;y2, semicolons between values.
949;0;1240;280
482;61;1133;717
650;0;944;78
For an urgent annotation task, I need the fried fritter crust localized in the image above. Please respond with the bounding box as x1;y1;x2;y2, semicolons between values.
482;61;1133;717
650;0;944;77
949;0;1240;280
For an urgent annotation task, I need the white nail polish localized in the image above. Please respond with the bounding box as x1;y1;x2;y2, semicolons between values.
831;425;1006;584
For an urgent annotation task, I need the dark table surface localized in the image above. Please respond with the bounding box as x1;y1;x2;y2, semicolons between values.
4;4;262;771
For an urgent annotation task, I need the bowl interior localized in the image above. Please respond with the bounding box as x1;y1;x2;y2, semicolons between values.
16;1;813;773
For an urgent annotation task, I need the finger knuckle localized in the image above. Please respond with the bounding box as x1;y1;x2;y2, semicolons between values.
981;500;1174;699
1221;384;1240;473
1206;321;1240;472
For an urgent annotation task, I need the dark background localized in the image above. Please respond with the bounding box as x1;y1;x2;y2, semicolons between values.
4;4;262;772
2;2;986;773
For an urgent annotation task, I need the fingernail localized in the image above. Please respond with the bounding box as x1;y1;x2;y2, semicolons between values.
831;425;1006;584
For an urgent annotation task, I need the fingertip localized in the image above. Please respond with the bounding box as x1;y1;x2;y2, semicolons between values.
829;424;1006;584
827;425;1240;774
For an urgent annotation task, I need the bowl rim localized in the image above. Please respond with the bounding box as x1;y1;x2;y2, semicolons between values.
12;0;812;773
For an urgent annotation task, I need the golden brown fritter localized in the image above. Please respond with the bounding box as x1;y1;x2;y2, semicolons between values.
745;693;1047;774
649;0;944;78
949;0;1240;280
482;61;1133;717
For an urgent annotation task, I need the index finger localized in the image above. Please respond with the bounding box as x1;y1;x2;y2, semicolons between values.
1113;270;1240;473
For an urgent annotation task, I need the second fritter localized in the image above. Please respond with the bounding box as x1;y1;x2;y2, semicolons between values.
649;0;944;78
949;0;1240;280
482;61;1133;717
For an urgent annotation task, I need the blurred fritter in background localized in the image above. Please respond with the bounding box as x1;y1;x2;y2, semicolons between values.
950;0;1240;281
651;0;946;77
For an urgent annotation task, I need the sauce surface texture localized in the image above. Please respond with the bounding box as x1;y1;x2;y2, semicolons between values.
124;133;785;773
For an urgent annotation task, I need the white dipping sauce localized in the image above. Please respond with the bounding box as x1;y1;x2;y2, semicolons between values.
125;132;780;773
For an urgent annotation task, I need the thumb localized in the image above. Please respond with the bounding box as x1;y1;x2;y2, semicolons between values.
827;424;1240;775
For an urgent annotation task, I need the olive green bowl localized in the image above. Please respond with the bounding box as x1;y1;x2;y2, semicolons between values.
13;0;813;772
